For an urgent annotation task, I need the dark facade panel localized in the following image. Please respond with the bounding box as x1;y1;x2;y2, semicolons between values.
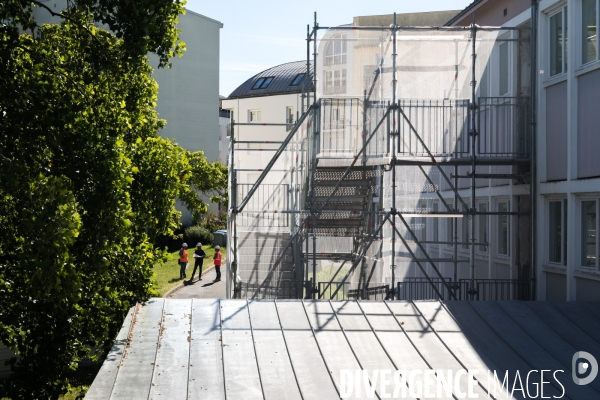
578;69;600;179
546;81;568;181
546;272;567;301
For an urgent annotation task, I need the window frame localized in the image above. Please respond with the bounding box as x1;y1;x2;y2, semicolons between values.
446;201;454;250
251;76;274;90
431;201;439;247
496;200;510;257
325;34;348;66
285;106;294;132
324;69;347;95
460;200;470;251
548;198;568;265
498;40;511;96
549;6;568;77
581;0;599;66
290;73;305;86
476;201;489;254
580;198;599;271
248;109;261;122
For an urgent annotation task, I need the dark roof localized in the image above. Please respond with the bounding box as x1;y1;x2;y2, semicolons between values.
444;0;483;26
227;61;314;99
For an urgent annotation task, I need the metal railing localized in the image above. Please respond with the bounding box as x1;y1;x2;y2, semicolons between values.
478;97;530;157
318;281;350;300
348;284;390;300
398;99;471;158
396;278;534;301
397;278;456;301
319;98;389;159
236;279;300;299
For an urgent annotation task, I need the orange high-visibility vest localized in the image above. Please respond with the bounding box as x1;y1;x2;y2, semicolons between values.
214;251;222;266
179;249;188;263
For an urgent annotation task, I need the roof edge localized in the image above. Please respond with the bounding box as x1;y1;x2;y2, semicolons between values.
444;0;485;26
185;9;224;28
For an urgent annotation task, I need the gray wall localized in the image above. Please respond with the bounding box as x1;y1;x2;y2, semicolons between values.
578;69;600;178
151;11;222;161
576;278;600;301
545;272;567;301
545;81;568;181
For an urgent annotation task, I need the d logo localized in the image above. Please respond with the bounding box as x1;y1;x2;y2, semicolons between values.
572;351;598;385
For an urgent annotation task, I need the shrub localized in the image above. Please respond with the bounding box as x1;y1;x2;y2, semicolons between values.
184;225;213;246
199;211;227;233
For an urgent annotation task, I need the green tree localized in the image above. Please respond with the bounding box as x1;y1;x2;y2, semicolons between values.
0;1;225;397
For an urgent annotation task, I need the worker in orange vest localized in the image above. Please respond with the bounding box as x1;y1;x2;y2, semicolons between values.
213;246;222;282
179;243;189;279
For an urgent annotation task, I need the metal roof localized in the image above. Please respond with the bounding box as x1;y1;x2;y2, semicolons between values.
227;61;314;100
444;0;484;26
86;299;600;399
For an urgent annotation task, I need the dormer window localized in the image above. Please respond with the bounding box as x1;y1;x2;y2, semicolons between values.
290;74;305;86
251;77;274;90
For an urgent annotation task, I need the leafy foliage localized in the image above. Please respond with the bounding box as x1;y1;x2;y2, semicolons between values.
0;1;225;398
183;226;214;247
198;211;228;233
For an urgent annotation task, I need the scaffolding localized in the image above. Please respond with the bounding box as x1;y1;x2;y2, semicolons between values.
227;13;536;301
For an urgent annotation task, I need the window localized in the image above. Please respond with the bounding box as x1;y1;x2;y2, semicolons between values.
432;202;439;246
418;201;427;242
446;202;454;249
479;64;489;98
497;201;510;256
286;106;294;131
549;199;568;264
581;200;597;269
251;77;274;90
461;201;470;250
478;202;489;253
499;41;509;95
248;110;261;122
291;73;305;86
325;34;347;66
582;0;598;65
550;7;568;77
324;69;347;95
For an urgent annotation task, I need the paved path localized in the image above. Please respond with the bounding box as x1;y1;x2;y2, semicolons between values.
167;266;226;299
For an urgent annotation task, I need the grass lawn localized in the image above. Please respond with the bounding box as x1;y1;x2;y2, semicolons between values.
152;245;227;297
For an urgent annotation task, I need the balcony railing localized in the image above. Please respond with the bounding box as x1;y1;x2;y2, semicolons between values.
396;278;535;301
317;96;531;160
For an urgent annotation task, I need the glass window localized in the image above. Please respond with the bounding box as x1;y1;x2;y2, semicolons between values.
478;202;488;252
432;202;439;244
581;200;597;268
286;106;294;131
499;42;509;95
252;78;265;89
446;202;454;249
326;34;347;66
549;201;563;263
248;110;261;122
324;69;347;95
291;73;305;86
461;201;470;250
498;201;510;256
419;202;427;242
479;64;489;98
582;0;598;65
260;77;273;89
550;8;568;76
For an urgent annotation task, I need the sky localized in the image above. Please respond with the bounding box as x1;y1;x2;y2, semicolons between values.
185;1;474;97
